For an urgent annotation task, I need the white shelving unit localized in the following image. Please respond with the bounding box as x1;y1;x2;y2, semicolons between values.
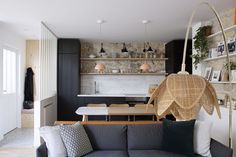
207;25;236;39
204;53;236;62
210;81;236;84
203;25;236;62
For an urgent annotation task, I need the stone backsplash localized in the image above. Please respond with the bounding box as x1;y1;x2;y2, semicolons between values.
80;40;166;94
80;40;165;73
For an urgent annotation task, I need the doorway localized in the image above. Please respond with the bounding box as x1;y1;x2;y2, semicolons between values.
0;47;18;135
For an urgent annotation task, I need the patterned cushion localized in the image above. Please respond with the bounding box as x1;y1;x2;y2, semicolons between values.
59;124;93;157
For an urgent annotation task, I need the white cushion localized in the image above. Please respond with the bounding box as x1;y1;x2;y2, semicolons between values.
39;126;67;157
194;120;212;157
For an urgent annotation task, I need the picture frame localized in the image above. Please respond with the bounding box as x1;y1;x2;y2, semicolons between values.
211;70;221;82
231;70;236;82
204;67;212;80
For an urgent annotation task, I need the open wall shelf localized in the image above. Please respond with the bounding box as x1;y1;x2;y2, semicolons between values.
80;58;168;61
210;81;236;84
80;72;168;76
204;53;236;62
207;25;236;39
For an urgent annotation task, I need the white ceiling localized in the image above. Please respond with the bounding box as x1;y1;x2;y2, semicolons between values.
0;0;235;42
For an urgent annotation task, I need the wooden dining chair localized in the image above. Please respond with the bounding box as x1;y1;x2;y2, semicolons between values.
87;103;107;121
87;103;107;107
109;104;130;121
110;104;129;107
134;104;155;121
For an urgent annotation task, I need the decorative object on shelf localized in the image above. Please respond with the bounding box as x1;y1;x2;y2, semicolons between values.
120;51;129;58
221;68;229;82
121;43;128;53
232;70;236;82
111;69;120;74
224;61;236;70
89;54;96;58
211;70;221;82
204;67;212;80
209;48;218;58
224;61;236;81
148;2;224;125
217;42;225;56
191;25;212;69
140;63;151;73
95;63;105;73
227;38;236;53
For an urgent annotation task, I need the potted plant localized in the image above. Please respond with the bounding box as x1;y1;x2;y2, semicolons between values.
191;25;212;69
222;61;236;81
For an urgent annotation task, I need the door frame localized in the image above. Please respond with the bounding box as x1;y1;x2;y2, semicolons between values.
0;44;21;133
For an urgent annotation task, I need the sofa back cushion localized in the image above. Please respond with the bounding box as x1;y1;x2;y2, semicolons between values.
84;124;127;150
127;124;163;150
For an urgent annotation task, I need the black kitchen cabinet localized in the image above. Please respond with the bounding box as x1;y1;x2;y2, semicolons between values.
165;40;192;74
58;39;81;54
57;39;81;121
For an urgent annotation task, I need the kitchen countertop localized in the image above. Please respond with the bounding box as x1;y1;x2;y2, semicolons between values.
77;94;149;97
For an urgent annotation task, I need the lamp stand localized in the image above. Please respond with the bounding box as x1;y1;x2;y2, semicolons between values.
181;2;233;148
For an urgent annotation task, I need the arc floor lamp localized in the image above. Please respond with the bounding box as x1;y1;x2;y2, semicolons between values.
148;2;234;148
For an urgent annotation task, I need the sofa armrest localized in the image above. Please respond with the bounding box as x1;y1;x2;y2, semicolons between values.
36;142;48;157
210;139;233;157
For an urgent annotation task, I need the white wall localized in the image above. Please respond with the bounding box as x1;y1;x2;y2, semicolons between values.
0;22;26;140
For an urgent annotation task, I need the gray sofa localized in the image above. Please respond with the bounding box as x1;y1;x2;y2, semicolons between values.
37;124;233;157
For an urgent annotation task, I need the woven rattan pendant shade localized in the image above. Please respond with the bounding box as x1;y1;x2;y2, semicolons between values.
148;74;221;120
146;2;227;121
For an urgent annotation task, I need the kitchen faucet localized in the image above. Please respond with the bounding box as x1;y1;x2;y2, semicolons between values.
94;81;99;94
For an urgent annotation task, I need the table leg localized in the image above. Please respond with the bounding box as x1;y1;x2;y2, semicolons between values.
82;115;88;121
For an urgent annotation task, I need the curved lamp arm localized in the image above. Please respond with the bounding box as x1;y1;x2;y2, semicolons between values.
179;1;233;148
179;1;230;78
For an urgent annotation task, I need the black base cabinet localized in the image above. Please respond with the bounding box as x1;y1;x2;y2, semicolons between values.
165;40;192;74
57;39;81;121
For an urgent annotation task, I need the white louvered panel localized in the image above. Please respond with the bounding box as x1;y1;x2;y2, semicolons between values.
39;23;57;100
